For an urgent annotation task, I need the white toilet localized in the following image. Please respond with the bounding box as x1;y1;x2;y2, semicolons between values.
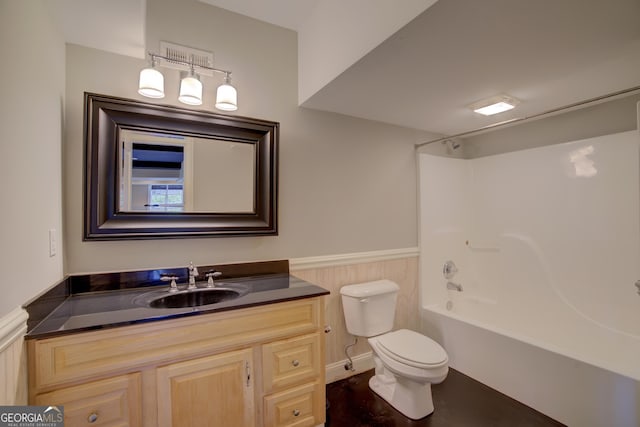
340;279;448;420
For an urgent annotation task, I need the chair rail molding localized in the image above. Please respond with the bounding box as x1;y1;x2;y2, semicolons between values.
290;247;419;271
0;307;28;353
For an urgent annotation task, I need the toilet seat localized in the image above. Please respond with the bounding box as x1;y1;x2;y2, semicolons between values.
376;329;448;369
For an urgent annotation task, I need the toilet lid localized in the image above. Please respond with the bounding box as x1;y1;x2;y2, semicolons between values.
377;329;447;368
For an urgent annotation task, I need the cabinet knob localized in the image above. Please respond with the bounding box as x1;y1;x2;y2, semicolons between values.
292;359;300;367
293;409;300;417
87;412;98;423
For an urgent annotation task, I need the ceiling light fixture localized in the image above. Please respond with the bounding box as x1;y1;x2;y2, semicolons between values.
138;52;238;112
470;94;519;116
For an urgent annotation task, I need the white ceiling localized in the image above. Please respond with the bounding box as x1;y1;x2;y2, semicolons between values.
197;0;319;31
51;0;640;136
47;0;146;58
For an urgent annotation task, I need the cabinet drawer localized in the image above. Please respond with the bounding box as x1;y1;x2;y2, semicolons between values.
262;333;321;393
264;381;324;427
34;373;141;426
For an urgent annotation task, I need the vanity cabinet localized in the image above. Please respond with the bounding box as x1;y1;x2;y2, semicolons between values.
28;297;325;427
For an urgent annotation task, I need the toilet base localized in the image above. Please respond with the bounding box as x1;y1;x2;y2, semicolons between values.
369;371;435;420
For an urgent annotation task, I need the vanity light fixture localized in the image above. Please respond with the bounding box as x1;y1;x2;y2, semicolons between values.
215;73;238;111
138;52;238;111
470;94;519;116
178;66;203;106
137;56;165;99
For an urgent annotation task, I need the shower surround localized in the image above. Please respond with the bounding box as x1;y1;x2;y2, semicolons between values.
419;130;640;426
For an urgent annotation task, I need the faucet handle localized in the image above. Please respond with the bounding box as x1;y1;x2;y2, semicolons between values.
160;274;180;292
443;260;458;280
205;270;223;288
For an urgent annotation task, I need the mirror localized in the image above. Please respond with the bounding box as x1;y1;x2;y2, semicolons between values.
84;93;278;240
119;130;255;213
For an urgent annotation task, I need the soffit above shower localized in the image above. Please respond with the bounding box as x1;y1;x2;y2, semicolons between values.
301;0;640;135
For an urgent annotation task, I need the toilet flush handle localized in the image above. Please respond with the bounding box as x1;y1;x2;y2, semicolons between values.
359;298;368;303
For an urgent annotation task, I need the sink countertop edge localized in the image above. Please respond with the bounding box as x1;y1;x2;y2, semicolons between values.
25;275;329;340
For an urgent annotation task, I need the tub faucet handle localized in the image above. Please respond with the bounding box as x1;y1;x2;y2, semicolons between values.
443;260;458;279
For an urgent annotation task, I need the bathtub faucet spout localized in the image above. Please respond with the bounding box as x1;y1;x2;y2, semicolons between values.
446;281;463;292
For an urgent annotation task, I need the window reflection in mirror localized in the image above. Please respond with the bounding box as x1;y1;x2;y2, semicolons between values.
119;130;256;213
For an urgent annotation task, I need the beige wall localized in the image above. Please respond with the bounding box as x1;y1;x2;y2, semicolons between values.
0;0;65;318
64;0;433;274
293;255;420;372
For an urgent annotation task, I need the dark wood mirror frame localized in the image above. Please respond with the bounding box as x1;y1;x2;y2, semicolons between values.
84;92;278;240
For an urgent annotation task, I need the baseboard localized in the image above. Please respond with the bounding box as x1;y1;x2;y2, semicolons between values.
325;352;374;384
0;307;28;353
290;247;419;271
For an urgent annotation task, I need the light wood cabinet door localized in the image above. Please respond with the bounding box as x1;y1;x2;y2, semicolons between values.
34;373;141;426
156;348;255;427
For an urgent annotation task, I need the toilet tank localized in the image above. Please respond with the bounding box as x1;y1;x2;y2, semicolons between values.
340;280;400;337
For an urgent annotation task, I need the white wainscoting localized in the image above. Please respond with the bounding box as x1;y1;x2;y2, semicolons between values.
291;247;419;384
325;351;375;384
290;247;419;271
0;307;28;405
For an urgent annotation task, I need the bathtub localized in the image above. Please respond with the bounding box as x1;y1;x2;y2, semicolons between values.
418;131;640;426
421;293;640;427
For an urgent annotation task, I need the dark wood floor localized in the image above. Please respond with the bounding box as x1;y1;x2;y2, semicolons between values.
326;369;565;427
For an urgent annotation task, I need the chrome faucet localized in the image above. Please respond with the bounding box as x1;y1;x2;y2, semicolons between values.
446;281;463;292
188;262;199;290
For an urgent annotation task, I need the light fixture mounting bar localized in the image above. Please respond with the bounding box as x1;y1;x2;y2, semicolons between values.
148;52;231;77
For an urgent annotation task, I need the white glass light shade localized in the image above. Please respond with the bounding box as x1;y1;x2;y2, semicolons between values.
178;71;203;106
215;83;238;111
138;67;165;98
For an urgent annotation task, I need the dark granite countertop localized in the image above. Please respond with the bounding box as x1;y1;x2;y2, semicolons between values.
26;269;329;340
